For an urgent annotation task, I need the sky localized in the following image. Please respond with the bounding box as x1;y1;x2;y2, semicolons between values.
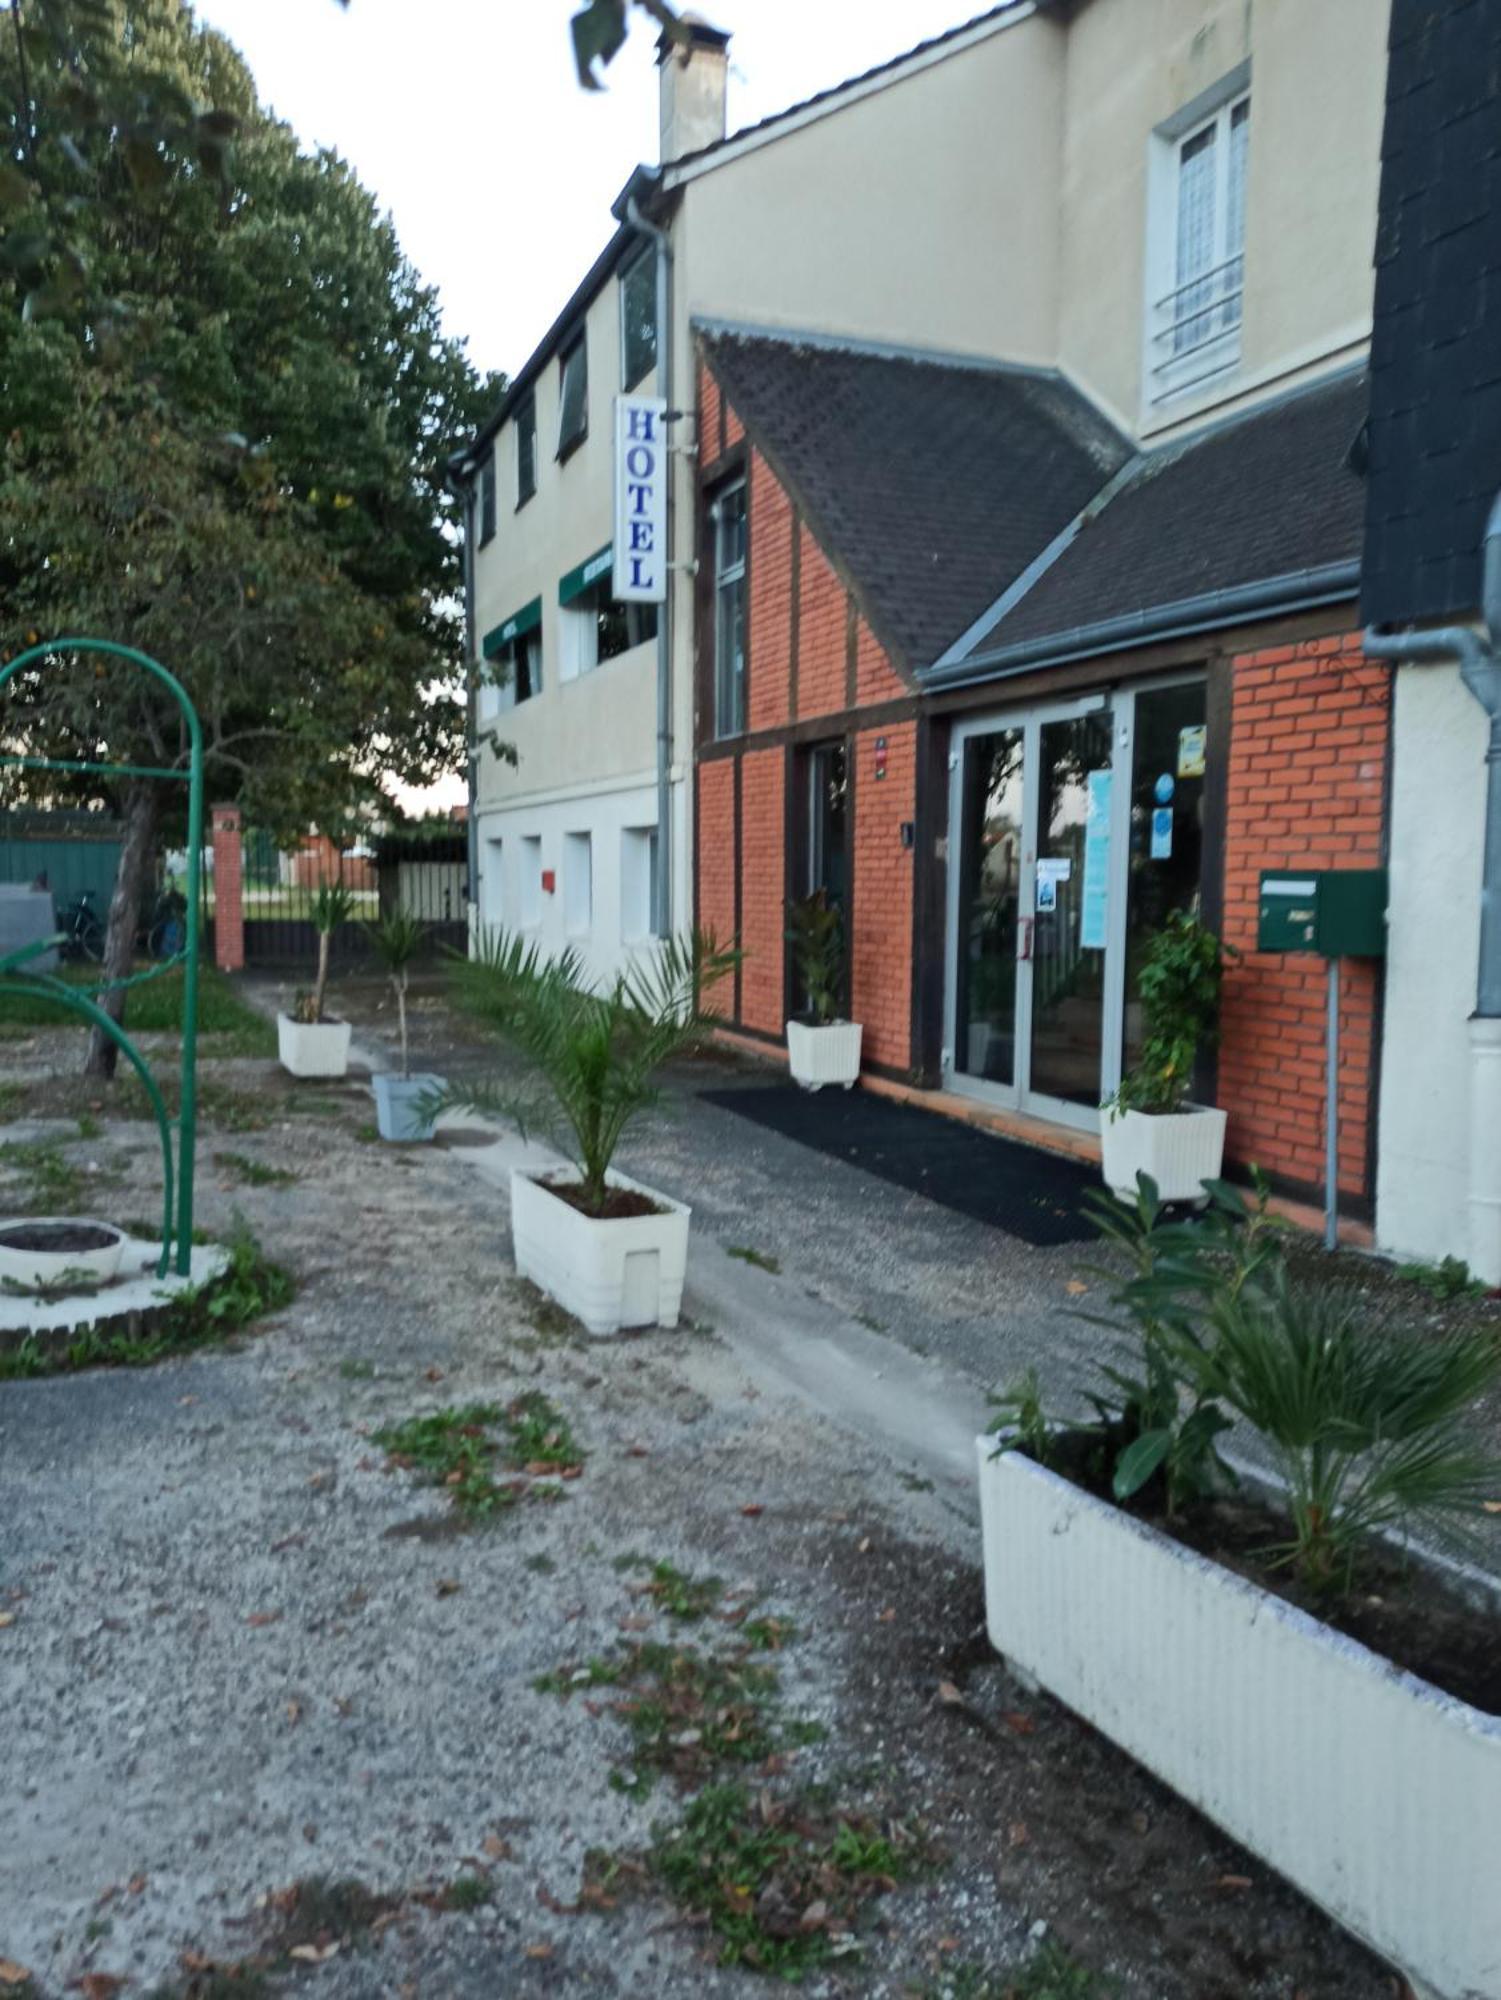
192;0;989;385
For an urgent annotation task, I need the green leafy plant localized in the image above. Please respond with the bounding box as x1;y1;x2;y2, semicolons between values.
446;925;737;1215
785;890;845;1025
373;1393;584;1515
1398;1253;1487;1303
1167;1264;1501;1592
1109;910;1235;1116
648;1782;927;1976
365;908;427;1078
293;880;356;1026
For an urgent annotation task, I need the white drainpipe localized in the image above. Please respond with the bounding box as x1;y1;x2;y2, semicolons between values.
1364;491;1501;1277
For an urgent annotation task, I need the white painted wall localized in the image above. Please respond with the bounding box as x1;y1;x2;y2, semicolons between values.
1377;663;1489;1273
473;772;688;990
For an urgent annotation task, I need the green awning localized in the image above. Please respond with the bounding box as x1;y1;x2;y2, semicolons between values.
558;544;613;606
481;596;542;658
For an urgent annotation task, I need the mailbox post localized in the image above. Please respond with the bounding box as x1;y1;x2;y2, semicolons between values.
1257;869;1388;1249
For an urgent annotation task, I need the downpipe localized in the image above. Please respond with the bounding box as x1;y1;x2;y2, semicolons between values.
626;195;674;940
1364;490;1501;1278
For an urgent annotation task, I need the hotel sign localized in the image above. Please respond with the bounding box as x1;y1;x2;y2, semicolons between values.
613;394;668;604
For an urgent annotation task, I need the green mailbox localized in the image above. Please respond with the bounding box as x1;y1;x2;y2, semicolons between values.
1257;868;1387;958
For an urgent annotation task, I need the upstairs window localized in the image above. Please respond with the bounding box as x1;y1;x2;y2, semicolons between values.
560;584;657;680
481;602;543;714
516;393;537;506
620;250;657;391
479;451;497;546
711;478;747;740
557;335;588;459
1149;89;1249;403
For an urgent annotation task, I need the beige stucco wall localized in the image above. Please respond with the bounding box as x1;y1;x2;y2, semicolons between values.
1056;0;1388;436
473;261;660;816
674;10;1067;367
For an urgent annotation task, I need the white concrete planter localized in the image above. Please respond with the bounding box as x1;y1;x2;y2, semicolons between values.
1100;1102;1227;1202
373;1072;443;1143
510;1166;690;1338
0;1218;125;1293
786;1018;863;1091
977;1439;1501;2000
277;1012;352;1079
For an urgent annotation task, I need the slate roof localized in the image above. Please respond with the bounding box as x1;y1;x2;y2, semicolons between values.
696;327;1130;675
957;368;1370;668
1361;0;1501;627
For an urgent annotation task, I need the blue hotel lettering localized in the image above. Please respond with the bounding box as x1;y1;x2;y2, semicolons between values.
624;406;659;590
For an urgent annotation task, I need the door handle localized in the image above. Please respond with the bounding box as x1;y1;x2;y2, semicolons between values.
1017;915;1034;963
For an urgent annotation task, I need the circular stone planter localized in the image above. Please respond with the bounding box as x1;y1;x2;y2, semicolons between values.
0;1217;126;1293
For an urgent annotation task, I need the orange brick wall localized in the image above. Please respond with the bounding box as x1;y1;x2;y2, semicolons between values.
748;449;793;734
739;747;786;1035
694;357;917;1070
797;527;848;721
1219;633;1390;1197
696;758;736;953
851;722;917;1071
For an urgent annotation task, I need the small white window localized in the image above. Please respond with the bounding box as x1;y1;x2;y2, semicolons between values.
519;836;542;930
1148;88;1250;403
483;835;504;928
563;831;592;936
621;826;656;942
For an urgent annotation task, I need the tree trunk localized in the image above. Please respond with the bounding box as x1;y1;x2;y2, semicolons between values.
396;973;408;1079
84;783;159;1080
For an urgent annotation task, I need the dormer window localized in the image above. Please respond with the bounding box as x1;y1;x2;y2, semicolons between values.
1148;85;1250;404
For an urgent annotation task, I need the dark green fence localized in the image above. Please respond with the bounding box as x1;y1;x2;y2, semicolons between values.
0;810;122;912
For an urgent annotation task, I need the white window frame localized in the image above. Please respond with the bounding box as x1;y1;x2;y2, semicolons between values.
1144;69;1250;409
563;830;593;937
519;835;543;931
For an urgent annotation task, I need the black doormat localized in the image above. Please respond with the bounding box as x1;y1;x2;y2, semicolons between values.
698;1085;1098;1247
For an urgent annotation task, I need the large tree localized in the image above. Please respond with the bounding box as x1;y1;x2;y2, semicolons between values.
0;0;496;1073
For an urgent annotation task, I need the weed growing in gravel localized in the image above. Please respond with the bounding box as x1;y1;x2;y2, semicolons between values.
727;1243;781;1275
339;1357;377;1380
648;1781;928;1977
535;1639;790;1794
1397;1253;1488;1303
213;1150;300;1189
920;1942;1114;1999
353;1121;381;1143
75;1110;102;1141
442;1874;493;1912
0;1138;94;1210
0;1224;293;1380
374;1394;584;1515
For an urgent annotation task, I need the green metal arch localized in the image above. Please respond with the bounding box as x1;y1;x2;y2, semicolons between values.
0;636;204;1275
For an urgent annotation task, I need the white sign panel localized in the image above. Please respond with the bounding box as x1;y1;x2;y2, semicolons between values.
613;394;668;603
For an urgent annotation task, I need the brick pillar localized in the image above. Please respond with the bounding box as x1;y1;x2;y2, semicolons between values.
210;803;244;973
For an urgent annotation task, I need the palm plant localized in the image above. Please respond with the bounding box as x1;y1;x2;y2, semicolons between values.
785;891;845;1025
447;927;738;1216
1168;1266;1501;1593
366;908;427;1078
293;879;356;1025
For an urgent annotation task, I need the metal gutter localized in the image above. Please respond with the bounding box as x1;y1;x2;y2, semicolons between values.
920;559;1362;691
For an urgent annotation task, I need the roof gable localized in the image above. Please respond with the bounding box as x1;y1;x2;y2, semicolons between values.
697;325;1129;674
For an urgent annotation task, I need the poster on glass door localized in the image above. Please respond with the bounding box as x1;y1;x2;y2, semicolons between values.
1081;769;1111;950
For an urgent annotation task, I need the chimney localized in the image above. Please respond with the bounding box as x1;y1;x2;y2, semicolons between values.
658;14;730;164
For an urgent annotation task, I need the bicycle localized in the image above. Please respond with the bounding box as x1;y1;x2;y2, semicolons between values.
56;887;105;963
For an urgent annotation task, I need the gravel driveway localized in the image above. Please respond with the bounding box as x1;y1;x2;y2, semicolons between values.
0;1009;1401;1998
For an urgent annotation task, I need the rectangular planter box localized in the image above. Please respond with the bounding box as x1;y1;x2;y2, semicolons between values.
786;1018;863;1091
510;1166;690;1338
277;1012;352;1079
372;1072;443;1142
977;1439;1501;2000
1100;1103;1227;1202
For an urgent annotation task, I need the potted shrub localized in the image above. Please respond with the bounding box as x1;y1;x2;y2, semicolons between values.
979;1177;1501;2000
784;890;861;1091
278;881;355;1079
367;908;444;1142
1101;908;1233;1201
448;927;737;1336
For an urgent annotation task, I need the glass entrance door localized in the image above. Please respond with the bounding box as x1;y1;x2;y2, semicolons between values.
947;696;1122;1130
947;682;1208;1132
1027;710;1114;1113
